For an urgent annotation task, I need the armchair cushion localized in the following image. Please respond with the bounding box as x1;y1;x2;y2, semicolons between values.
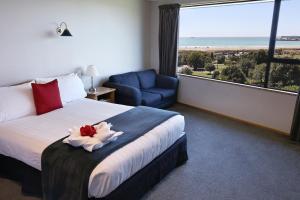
141;91;162;106
136;69;156;89
103;82;141;106
143;88;176;99
156;75;178;89
109;72;140;89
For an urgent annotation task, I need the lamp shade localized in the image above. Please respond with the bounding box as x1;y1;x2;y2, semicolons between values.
61;28;72;36
86;65;99;77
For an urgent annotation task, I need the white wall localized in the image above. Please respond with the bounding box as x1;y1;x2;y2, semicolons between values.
178;75;297;133
149;0;297;133
0;0;150;87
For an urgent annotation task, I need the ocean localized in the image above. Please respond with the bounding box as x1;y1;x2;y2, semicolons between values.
179;37;300;48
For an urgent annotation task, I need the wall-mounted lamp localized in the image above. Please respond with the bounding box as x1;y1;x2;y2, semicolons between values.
56;22;72;36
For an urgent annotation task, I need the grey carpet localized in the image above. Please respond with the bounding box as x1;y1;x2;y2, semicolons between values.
1;103;300;200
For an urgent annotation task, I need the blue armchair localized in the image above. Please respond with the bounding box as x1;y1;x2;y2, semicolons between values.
103;69;178;108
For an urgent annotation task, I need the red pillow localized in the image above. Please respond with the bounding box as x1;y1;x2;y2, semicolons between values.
31;79;63;115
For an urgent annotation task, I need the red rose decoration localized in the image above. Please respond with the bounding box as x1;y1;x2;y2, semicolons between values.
80;125;96;137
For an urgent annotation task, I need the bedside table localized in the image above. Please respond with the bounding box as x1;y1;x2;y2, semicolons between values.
86;87;116;103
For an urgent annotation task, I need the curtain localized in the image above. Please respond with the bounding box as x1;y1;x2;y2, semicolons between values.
290;90;300;142
159;4;180;77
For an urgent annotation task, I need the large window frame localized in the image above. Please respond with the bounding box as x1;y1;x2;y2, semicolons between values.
179;0;300;93
264;0;300;88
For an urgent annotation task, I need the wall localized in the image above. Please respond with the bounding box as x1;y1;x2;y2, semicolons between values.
0;0;150;87
178;75;297;133
149;0;297;133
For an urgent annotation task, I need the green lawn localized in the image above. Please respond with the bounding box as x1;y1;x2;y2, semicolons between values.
192;71;213;78
215;64;227;70
192;64;228;78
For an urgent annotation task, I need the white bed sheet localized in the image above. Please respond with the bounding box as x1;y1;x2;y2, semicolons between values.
0;98;185;198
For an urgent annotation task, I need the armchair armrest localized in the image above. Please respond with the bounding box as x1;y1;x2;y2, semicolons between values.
156;75;179;89
103;82;142;106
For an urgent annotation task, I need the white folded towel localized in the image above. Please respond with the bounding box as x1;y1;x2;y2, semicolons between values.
63;122;123;152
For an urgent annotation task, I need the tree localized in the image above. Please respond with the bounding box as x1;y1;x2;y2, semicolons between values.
188;52;212;71
269;63;300;87
178;52;189;66
255;49;268;64
228;54;239;63
269;63;288;87
237;58;255;77
287;65;300;86
217;55;225;64
188;52;204;71
179;66;193;75
225;54;239;66
212;71;220;79
205;63;216;72
251;64;266;85
276;49;283;56
243;49;268;65
210;52;215;60
220;65;246;84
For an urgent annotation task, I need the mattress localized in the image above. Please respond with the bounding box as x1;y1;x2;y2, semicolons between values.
0;98;185;198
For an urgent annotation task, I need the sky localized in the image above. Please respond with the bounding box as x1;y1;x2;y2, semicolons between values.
179;0;300;37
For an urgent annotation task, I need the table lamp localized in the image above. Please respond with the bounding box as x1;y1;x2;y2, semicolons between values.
86;65;99;93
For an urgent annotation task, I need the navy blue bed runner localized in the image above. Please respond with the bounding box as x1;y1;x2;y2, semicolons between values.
41;106;178;200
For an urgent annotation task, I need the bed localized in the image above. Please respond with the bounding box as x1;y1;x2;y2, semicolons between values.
0;98;187;199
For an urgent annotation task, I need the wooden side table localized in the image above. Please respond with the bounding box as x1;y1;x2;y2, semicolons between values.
86;87;116;103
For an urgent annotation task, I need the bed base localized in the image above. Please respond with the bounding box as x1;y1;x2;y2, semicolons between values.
0;135;188;200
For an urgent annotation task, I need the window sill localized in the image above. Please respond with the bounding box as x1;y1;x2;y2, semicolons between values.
178;74;298;97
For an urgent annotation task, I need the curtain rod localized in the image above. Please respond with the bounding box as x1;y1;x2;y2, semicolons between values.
181;0;274;8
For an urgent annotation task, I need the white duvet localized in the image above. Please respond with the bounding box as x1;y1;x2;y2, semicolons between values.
0;98;185;198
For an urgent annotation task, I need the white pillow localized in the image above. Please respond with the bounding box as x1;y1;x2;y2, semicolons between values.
0;82;36;122
36;73;87;104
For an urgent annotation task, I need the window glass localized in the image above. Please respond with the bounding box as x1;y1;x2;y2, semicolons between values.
178;1;273;88
275;0;300;59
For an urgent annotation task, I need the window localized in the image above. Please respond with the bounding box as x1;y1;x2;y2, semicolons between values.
178;0;300;93
275;0;300;59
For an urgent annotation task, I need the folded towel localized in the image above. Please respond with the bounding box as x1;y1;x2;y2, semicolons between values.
63;122;123;152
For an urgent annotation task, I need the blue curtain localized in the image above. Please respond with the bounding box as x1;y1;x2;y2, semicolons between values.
159;4;180;77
